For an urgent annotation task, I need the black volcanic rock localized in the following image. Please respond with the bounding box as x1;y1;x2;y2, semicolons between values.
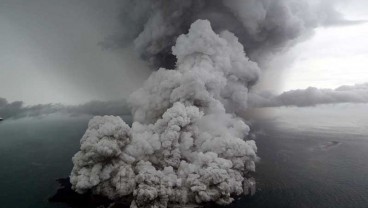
49;177;242;208
49;177;132;208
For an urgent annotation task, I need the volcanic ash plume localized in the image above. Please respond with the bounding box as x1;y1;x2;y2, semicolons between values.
106;0;344;68
70;20;259;207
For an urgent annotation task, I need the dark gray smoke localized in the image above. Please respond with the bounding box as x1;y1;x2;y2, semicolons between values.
0;98;129;119
102;0;349;69
249;83;368;107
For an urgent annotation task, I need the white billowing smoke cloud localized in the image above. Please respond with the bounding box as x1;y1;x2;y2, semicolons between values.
71;20;259;207
249;83;368;107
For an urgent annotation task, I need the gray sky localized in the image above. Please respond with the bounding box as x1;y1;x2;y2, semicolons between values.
0;0;150;105
280;22;368;91
252;0;368;93
0;0;367;105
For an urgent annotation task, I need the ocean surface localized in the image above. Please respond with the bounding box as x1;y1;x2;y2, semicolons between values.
0;105;367;208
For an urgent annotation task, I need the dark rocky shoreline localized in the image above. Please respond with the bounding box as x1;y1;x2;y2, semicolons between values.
49;177;132;208
49;177;230;208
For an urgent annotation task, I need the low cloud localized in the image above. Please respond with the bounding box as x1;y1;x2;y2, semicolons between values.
0;98;130;119
249;83;368;107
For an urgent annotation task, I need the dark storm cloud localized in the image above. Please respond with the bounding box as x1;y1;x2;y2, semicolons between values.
0;98;130;119
249;83;368;107
102;0;351;68
0;0;358;105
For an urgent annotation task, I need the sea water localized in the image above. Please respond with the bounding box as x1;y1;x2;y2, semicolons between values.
0;105;367;208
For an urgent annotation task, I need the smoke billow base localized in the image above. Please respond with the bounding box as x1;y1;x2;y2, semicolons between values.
70;20;259;208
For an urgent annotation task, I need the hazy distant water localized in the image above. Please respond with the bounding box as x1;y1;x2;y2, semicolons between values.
237;104;368;208
0;105;367;208
236;122;368;208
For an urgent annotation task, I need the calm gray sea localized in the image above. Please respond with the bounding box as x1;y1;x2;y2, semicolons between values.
0;105;367;208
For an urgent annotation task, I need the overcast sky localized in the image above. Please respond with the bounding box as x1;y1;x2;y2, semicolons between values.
0;0;150;105
0;0;367;105
250;0;368;93
280;21;368;92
